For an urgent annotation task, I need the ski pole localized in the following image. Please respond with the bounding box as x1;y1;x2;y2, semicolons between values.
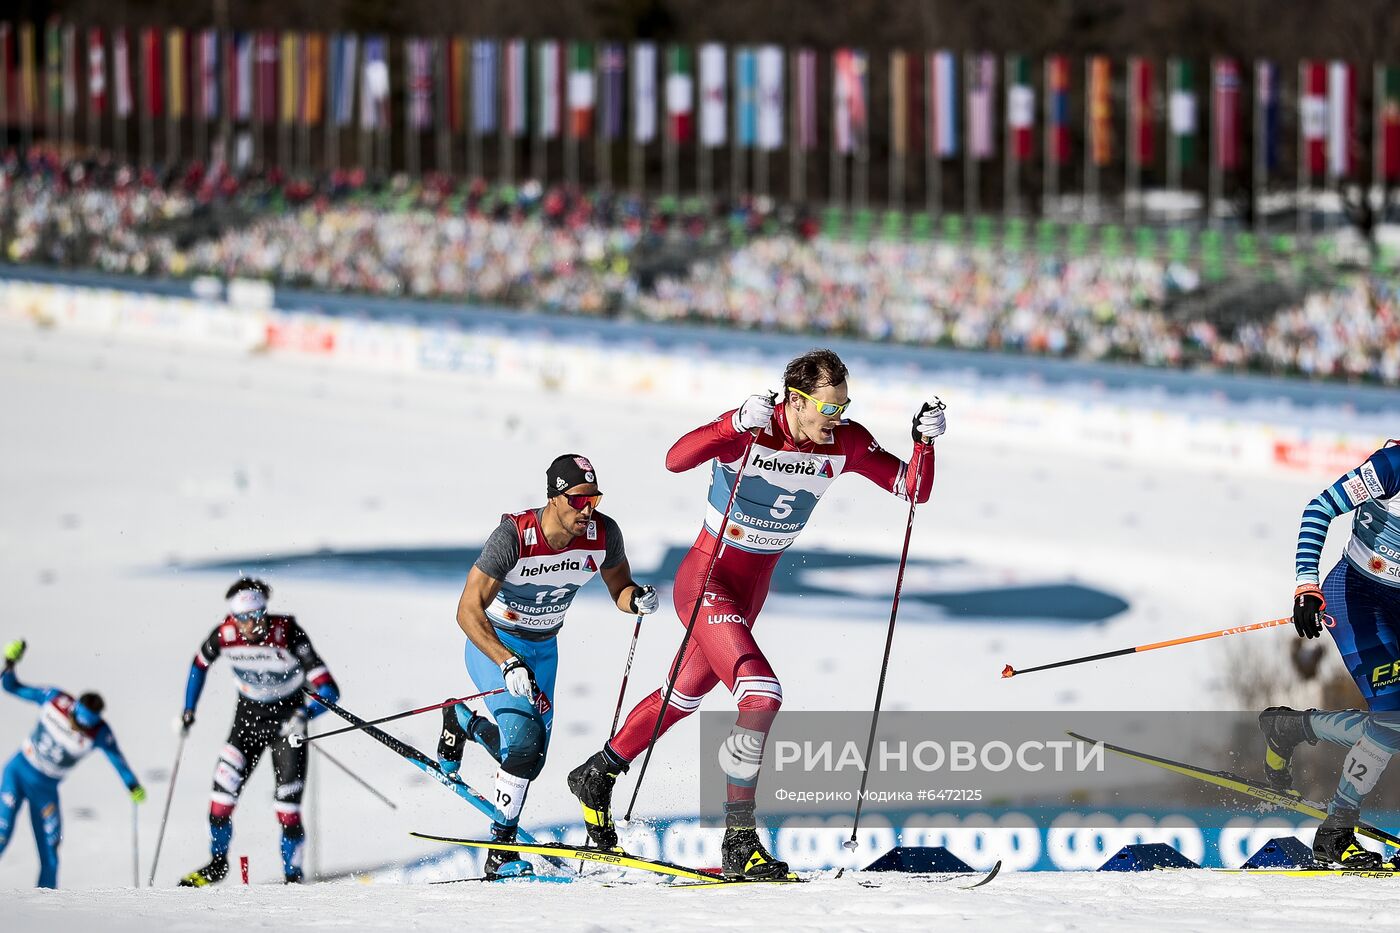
1000;614;1319;680
624;417;768;821
845;442;932;852
310;744;398;810
147;729;188;886
131;799;140;888
290;688;506;747
610;615;645;737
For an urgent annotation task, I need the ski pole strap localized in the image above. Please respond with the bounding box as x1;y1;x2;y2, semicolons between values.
1002;616;1295;679
297;687;506;745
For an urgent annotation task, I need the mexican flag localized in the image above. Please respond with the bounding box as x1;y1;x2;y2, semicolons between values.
665;45;693;142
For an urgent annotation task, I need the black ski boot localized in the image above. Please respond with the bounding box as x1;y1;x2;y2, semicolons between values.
437;703;471;774
567;747;628;849
1258;706;1319;790
483;824;533;879
177;855;230;887
1313;809;1385;869
720;803;790;880
721;826;790;880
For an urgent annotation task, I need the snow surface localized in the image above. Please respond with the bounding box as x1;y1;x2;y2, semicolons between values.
1;320;1393;928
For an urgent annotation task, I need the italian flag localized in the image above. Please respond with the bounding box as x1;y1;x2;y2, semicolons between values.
1383;65;1400;182
567;41;594;139
1006;54;1033;161
666;45;693;142
1168;58;1196;166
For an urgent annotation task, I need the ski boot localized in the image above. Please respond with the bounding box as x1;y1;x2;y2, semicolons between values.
177;855;230;887
437;704;472;774
483;824;533;880
1259;706;1318;791
721;826;791;880
1313;809;1385;869
567;748;627;850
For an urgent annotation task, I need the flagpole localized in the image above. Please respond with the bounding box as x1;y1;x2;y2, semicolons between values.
139;36;153;168
597;45;610;190
1253;61;1264;236
965;53;977;218
755;50;769;200
890;52;902;212
1042;56;1054;217
629;42;641;195
729;48;741;202
501;41;514;186
86;31;100;151
531;41;543;184
1082;56;1094;223
854;52;868;212
829;50;841;208
1002;53;1013;218
928;53;940;220
1374;61;1383;219
1125;58;1138;224
788;48;800;204
1297;61;1307;239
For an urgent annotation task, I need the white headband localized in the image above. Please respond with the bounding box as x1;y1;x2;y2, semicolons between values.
228;589;268;616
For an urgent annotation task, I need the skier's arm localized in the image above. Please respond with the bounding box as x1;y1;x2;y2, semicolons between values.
287;620;340;719
1;666;57;706
96;726;143;795
844;425;936;504
1294;447;1400;584
183;629;223;716
595;515;657;615
666;409;755;473
455;566;513;666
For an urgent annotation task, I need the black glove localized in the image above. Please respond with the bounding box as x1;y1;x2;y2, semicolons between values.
629;584;660;615
1292;584;1326;639
181;709;196;733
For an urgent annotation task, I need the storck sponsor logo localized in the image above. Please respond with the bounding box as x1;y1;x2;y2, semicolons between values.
520;558;584;577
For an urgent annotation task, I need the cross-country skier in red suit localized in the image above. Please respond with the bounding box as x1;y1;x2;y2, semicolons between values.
568;348;947;879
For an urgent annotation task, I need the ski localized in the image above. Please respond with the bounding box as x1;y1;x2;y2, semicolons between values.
410;833;803;885
1067;731;1400;851
856;860;1002;890
1210;867;1400;878
304;690;569;869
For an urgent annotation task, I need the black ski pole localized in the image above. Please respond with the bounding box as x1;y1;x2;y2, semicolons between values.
623;420;766;821
845;440;934;852
289;688;505;747
310;744;398;810
147;729;188;886
610;615;644;736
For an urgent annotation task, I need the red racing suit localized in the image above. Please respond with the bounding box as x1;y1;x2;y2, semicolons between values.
608;401;934;803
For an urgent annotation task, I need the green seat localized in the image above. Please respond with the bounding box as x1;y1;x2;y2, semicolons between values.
1134;227;1158;260
1101;225;1124;259
941;214;965;244
910;213;933;241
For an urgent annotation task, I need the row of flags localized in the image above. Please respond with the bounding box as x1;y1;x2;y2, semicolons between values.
3;21;1400;182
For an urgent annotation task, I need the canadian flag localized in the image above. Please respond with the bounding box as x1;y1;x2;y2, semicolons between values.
1300;60;1327;177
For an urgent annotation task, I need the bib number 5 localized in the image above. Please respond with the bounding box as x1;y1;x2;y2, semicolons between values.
771;494;796;519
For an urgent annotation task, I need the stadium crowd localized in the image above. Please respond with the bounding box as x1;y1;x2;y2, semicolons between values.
1;149;1396;385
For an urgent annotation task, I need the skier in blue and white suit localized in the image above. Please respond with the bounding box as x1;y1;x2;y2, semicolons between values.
0;640;144;888
1258;440;1400;868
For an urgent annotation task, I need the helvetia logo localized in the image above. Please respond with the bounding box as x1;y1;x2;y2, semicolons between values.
520;558;583;577
583;555;598;572
751;454;820;475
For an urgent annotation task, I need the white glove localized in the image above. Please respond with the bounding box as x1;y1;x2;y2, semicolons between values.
500;656;537;702
913;399;947;444
280;709;308;744
734;394;775;432
630;584;660;616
